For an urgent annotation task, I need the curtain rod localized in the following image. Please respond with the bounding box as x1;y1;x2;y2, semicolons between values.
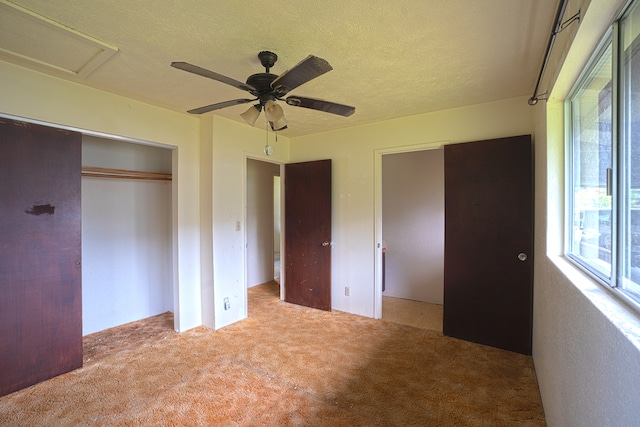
529;0;580;105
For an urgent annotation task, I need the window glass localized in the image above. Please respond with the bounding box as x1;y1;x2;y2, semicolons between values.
569;45;613;279
568;0;640;310
619;2;640;298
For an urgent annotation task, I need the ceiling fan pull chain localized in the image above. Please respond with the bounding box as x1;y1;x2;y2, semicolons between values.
264;115;273;156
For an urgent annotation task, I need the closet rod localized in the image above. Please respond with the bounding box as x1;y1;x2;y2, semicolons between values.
81;166;172;181
529;0;576;106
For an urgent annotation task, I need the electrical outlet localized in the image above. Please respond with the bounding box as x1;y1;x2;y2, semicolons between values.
224;297;230;310
345;286;350;296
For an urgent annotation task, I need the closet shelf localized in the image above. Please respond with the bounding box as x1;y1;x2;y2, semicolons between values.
81;166;172;181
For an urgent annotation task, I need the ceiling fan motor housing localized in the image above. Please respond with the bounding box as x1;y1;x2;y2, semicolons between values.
246;73;278;103
246;51;281;104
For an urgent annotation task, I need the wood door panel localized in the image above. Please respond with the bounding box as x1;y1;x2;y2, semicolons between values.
443;135;533;354
284;160;332;311
0;118;82;397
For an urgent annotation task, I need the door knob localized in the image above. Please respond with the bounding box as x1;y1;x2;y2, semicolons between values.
322;241;330;247
518;253;527;261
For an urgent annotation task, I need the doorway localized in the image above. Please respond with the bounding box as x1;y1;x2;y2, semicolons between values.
376;136;534;353
246;158;282;297
377;144;445;331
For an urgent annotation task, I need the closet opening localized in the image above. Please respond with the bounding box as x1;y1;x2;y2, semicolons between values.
81;135;174;335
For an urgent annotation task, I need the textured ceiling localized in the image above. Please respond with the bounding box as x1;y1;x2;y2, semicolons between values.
1;0;559;137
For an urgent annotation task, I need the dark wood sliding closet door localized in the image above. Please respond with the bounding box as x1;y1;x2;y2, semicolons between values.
0;118;82;397
443;135;533;355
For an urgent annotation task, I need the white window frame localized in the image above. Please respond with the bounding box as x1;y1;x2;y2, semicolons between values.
566;0;640;313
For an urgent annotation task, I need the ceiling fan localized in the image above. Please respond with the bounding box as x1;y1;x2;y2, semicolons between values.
171;51;355;131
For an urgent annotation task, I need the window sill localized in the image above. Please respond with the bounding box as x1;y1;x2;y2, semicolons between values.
550;255;640;351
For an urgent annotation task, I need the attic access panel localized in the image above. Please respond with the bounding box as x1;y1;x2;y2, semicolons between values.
0;0;117;78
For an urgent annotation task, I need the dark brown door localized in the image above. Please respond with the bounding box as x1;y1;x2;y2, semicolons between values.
284;159;332;311
443;135;533;354
0;118;83;397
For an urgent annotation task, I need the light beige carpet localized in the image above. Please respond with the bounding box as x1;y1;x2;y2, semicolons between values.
0;282;545;426
382;296;444;332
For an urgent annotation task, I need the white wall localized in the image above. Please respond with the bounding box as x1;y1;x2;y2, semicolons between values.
289;97;535;317
382;149;444;304
82;177;172;334
247;158;280;287
534;102;640;427
82;135;172;173
532;0;640;425
203;116;290;329
0;60;202;332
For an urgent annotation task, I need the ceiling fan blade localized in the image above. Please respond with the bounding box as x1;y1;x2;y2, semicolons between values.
171;62;255;92
187;98;254;114
286;96;355;117
271;55;333;95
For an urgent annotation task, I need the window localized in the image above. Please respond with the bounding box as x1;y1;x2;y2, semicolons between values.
619;2;640;301
568;42;613;280
568;0;640;308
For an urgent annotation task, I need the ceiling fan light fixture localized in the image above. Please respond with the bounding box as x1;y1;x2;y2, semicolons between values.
270;117;288;131
240;104;262;126
264;100;284;122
